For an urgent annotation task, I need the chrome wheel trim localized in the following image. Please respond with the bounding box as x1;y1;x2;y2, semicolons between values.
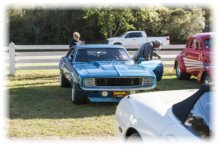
60;72;63;85
204;74;210;84
176;64;181;77
71;84;75;102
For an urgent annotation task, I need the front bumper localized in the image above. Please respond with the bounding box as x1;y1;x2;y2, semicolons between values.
81;84;156;91
88;97;121;102
79;90;136;102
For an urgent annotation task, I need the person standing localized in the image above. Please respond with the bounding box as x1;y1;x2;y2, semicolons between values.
69;32;84;49
132;40;162;61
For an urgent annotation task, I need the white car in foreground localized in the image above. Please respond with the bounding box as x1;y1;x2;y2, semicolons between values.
115;85;211;141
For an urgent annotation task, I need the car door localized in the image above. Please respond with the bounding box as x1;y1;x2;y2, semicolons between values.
184;38;203;76
123;32;144;48
62;49;74;82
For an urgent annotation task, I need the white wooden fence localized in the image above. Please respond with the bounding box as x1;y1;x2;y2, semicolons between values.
8;42;185;76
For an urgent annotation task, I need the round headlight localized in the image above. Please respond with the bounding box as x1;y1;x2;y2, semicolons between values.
101;91;108;97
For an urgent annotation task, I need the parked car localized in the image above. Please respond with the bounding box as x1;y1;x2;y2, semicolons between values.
115;84;211;141
107;31;170;49
59;44;163;104
174;32;214;83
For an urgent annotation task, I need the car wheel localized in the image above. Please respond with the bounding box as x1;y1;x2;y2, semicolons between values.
175;62;190;80
126;133;142;142
71;83;86;105
203;73;211;84
114;43;122;45
60;71;71;87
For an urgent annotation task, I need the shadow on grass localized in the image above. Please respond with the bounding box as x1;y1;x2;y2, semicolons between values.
9;85;117;120
154;77;201;91
8;75;59;81
9;77;200;120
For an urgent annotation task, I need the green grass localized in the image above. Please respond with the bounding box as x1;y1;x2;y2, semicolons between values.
8;68;200;139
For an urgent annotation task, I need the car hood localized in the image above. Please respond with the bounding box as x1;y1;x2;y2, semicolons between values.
73;61;155;78
130;89;198;120
139;60;162;70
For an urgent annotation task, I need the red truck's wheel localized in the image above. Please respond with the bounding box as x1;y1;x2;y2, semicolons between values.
175;62;191;80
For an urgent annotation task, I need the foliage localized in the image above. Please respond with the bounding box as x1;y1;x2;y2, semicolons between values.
8;6;211;45
164;8;205;43
131;8;160;36
84;7;135;38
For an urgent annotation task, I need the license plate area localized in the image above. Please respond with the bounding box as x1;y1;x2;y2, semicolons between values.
113;91;128;97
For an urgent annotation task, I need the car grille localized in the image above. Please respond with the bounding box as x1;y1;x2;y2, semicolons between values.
95;78;143;86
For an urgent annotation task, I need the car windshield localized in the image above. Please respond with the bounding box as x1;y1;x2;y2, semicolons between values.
118;32;127;38
204;38;212;50
75;48;131;62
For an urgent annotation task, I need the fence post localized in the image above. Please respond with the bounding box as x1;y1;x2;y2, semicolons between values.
9;42;16;76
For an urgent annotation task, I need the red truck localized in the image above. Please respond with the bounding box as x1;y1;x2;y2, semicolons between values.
174;32;214;84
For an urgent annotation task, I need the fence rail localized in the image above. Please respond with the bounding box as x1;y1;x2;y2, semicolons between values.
8;42;185;75
14;44;185;52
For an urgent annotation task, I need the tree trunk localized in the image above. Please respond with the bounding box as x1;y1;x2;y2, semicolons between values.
113;24;121;37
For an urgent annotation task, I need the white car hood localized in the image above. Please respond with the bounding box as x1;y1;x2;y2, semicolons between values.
130;89;198;117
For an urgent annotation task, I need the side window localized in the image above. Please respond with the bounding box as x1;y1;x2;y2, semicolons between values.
135;32;143;38
197;41;202;50
191;40;196;49
189;39;201;50
184;92;211;138
125;32;142;38
204;38;211;50
186;39;193;48
124;33;131;38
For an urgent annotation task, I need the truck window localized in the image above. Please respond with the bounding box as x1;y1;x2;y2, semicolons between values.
125;32;143;38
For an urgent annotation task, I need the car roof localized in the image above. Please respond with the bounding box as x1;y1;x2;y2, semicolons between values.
76;44;126;49
172;84;210;123
192;32;214;39
126;31;144;33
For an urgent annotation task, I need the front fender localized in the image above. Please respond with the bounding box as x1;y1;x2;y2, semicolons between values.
139;60;163;81
174;55;186;73
197;66;210;82
71;68;81;85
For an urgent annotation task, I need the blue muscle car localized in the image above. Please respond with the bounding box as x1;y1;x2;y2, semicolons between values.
59;44;163;104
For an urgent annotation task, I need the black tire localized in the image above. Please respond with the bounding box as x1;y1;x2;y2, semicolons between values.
126;133;142;142
202;72;211;84
71;83;86;105
175;62;191;80
60;71;71;87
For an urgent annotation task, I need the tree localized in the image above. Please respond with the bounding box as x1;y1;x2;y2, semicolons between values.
132;8;160;36
165;8;205;43
8;7;210;44
83;7;135;38
202;8;212;32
